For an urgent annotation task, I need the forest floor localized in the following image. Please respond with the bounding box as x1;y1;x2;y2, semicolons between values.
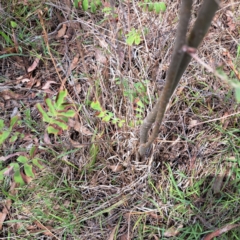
0;0;240;239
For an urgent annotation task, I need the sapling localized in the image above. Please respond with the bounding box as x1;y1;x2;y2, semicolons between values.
138;0;220;157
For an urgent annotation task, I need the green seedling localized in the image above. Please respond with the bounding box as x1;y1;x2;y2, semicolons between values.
36;89;76;135
126;28;142;46
140;0;167;14
0;116;24;145
90;100;125;127
74;0;102;13
0;146;43;187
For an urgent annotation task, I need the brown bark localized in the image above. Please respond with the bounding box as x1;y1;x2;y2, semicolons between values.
139;0;220;157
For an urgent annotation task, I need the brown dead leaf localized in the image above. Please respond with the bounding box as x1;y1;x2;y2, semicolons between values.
120;234;130;240
70;55;79;71
69;138;85;148
27;54;42;73
189;119;198;127
68;119;93;135
203;224;240;240
96;49;107;64
43;132;52;145
56;23;67;38
21;171;34;184
109;164;123;173
42;81;58;90
164;225;183;237
0;199;12;230
1;90;22;100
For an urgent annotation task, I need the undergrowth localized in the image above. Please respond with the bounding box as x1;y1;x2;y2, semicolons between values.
0;0;240;239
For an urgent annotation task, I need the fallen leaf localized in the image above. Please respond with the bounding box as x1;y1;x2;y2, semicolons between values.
96;49;107;64
189;119;198;127
42;81;58;90
203;224;240;240
70;55;79;71
43;132;52;145
69;138;85;148
0;199;12;230
109;164;123;173
68;119;93;135
21;171;34;184
56;23;67;38
164;225;183;237
27;54;42;72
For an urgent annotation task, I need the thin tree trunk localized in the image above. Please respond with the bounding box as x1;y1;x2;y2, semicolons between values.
139;0;220;157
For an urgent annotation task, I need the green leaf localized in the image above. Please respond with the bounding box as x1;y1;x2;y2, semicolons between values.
0;168;7;181
10;21;18;28
235;86;240;102
154;2;166;14
98;111;106;118
10;163;25;186
29;146;36;158
135;108;144;113
111;118;119;124
10;116;18;128
74;0;80;8
136;100;144;108
46;98;57;116
134;35;141;45
118;120;125;127
126;36;135;46
59;109;76;117
52;120;68;130
95;0;101;6
55;90;67;109
9;133;18;143
17;156;28;164
32;158;44;170
36;103;51;122
148;2;154;11
82;0;89;11
0;119;5;130
90;101;102;111
0;131;10;145
91;2;97;13
47;126;59;135
102;116;111;122
24;163;35;178
0;31;13;45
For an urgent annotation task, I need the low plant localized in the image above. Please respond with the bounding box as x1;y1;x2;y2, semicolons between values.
90;100;125;127
139;1;167;14
36;89;76;136
126;28;142;46
0;146;43;188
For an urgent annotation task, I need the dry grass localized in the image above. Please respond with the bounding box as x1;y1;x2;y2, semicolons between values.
0;0;240;239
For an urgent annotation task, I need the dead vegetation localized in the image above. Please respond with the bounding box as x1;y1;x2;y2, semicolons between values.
0;0;240;239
